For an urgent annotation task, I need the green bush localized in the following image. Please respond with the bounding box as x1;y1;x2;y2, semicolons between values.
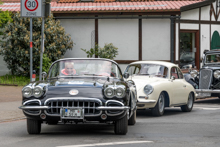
37;54;51;73
81;43;118;60
0;12;74;76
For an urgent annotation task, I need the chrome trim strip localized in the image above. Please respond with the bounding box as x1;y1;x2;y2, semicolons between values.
137;100;156;103
196;89;220;93
97;106;130;110
44;97;103;117
170;103;186;107
19;106;49;110
22;99;42;116
105;100;125;116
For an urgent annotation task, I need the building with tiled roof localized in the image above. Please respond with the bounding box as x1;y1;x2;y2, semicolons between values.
0;0;220;75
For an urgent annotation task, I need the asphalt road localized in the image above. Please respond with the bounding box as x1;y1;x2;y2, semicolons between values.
0;98;220;147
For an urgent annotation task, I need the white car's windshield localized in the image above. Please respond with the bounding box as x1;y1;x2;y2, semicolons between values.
125;64;168;78
49;59;122;78
205;54;220;64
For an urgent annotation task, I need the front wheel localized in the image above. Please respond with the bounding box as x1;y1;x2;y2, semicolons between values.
114;114;128;135
27;119;41;134
152;92;165;116
128;110;136;125
181;93;194;112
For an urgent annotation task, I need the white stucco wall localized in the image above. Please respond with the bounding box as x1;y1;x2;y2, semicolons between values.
181;8;199;20
0;55;10;76
142;19;170;60
98;19;138;60
201;24;210;52
201;6;210;21
180;23;199;30
59;19;95;58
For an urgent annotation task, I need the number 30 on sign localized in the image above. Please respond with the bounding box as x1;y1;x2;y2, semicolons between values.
21;0;43;17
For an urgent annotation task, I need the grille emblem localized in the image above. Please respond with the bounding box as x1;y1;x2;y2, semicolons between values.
69;89;79;95
203;75;208;79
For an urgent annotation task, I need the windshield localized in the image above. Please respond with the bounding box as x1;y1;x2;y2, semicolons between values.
205;54;220;64
125;64;168;78
48;59;122;79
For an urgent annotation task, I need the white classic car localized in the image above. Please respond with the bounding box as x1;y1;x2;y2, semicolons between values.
124;61;195;116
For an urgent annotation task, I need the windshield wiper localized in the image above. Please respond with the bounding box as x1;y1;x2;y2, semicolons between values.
83;74;102;76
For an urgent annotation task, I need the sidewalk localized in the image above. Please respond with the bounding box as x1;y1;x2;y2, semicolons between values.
0;86;25;122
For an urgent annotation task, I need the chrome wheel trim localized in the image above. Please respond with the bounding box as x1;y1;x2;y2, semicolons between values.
158;94;165;113
187;93;193;108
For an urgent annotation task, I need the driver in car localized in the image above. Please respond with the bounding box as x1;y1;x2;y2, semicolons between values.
61;62;76;75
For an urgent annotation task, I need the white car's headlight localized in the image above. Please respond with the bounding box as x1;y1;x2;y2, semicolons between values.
190;70;198;78
115;87;125;98
104;87;114;98
33;86;43;98
22;86;32;98
214;70;220;79
144;85;154;95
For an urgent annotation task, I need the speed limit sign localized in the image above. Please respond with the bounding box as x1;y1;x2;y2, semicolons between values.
21;0;45;17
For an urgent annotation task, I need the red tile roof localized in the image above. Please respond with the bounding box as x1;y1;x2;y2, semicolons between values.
0;1;203;13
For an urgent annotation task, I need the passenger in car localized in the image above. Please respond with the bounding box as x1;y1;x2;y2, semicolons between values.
98;61;114;77
61;62;76;75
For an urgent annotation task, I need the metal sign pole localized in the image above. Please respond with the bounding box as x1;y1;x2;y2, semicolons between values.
39;17;44;81
30;17;33;82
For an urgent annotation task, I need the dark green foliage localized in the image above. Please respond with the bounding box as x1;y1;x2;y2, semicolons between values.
81;43;118;60
0;12;74;76
0;11;12;35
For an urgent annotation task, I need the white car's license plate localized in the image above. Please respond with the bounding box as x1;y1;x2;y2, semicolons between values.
60;108;84;119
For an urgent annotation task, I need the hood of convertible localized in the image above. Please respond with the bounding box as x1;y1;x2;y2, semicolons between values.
32;77;123;99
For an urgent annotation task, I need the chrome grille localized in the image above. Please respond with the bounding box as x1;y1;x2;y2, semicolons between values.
44;98;102;117
23;99;41;115
199;69;212;89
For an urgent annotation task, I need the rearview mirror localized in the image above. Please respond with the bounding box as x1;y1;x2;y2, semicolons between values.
42;72;47;81
171;76;176;81
123;72;129;79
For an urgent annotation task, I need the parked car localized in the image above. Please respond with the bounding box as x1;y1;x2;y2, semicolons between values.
19;58;137;135
124;61;195;116
185;49;220;99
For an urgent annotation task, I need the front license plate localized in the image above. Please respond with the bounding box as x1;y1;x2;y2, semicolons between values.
60;108;84;119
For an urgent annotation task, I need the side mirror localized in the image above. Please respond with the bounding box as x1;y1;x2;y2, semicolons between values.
171;76;176;81
123;72;130;79
42;72;47;81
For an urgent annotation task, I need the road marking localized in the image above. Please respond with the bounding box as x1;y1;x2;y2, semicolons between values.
194;107;220;110
57;141;153;147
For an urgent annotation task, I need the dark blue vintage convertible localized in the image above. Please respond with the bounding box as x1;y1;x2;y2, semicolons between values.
19;58;137;135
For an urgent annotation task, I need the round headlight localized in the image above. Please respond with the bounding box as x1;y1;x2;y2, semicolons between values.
190;70;198;78
22;87;32;98
104;87;114;98
214;70;220;79
115;87;125;98
144;85;154;95
33;86;43;98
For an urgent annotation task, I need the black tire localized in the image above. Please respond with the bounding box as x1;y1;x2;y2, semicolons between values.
128;110;136;125
114;114;128;135
27;119;41;134
181;93;194;112
152;92;165;116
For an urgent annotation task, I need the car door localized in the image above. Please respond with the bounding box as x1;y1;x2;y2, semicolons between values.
170;67;187;105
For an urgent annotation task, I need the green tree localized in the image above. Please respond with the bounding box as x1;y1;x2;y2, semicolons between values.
0;12;74;76
0;1;13;39
81;43;118;60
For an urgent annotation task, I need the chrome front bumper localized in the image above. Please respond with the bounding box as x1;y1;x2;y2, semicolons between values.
19;105;130;110
195;89;220;93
